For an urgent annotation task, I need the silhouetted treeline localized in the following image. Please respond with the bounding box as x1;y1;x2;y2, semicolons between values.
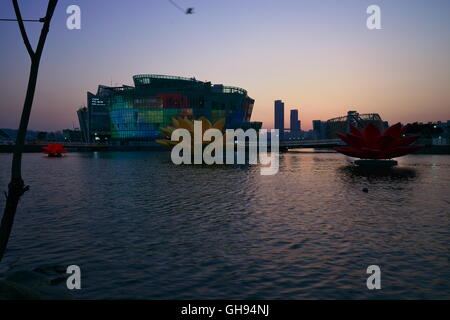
0;129;64;142
404;122;445;137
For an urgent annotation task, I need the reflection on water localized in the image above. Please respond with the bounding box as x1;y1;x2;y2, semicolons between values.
339;165;417;180
0;152;449;299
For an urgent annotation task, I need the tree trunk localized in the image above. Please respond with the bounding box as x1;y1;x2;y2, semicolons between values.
0;58;39;262
0;0;58;264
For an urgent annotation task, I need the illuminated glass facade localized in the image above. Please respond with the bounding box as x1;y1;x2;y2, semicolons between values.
78;74;258;142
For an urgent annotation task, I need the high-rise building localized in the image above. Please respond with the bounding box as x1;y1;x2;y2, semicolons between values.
274;100;284;136
290;109;301;132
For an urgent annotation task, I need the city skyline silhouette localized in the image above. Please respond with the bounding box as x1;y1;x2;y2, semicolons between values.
1;0;449;131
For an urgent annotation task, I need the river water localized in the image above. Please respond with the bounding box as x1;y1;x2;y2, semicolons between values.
0;151;448;299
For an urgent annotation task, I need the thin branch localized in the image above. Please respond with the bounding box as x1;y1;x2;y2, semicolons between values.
0;18;43;22
168;0;185;13
12;0;34;58
168;0;194;14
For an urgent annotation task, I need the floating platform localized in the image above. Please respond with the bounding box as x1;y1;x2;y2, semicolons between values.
354;159;398;168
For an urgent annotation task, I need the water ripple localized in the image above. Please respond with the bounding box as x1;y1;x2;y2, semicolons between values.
0;152;449;299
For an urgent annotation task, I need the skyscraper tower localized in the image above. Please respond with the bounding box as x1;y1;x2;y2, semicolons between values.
274;100;285;136
290;109;301;132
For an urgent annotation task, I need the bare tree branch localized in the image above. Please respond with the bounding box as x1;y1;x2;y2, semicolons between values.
12;0;34;58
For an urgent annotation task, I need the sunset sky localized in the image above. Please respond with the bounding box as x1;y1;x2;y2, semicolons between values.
0;0;449;131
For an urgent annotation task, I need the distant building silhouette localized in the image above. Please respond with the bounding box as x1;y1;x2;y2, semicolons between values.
274;100;284;137
63;129;83;142
312;120;325;140
327;110;384;138
312;110;386;140
0;129;10;140
290;109;301;132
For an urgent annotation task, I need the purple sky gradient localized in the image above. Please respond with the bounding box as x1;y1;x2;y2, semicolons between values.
1;0;449;131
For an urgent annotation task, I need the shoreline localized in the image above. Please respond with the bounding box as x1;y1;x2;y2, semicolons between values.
1;144;450;154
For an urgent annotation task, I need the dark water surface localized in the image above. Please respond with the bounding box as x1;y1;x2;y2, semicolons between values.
0;151;449;299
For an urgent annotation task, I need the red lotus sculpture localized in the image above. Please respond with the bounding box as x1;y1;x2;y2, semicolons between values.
42;143;68;157
334;123;422;160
